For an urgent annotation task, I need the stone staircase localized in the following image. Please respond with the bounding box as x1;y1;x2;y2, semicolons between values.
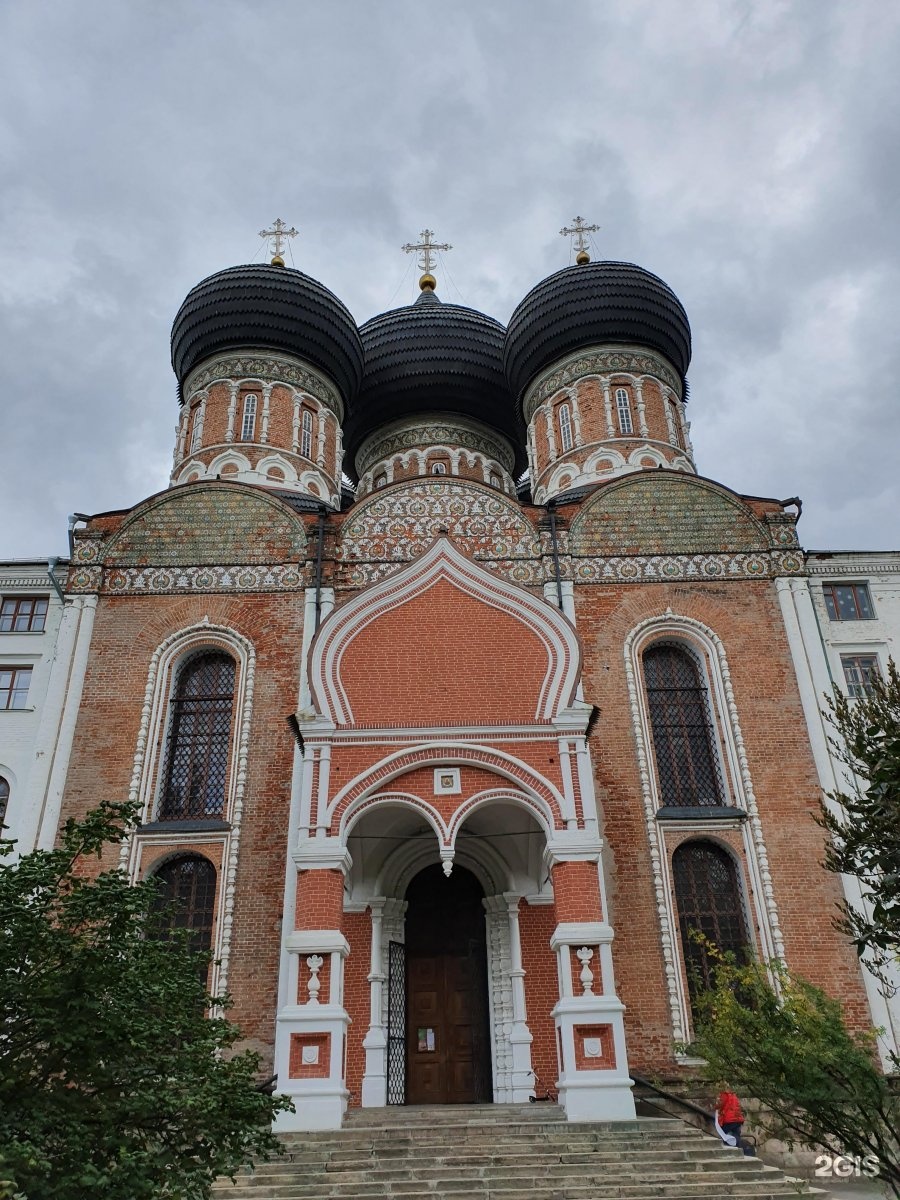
213;1104;829;1199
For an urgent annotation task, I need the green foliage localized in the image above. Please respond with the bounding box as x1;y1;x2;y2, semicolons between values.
687;947;900;1196
0;801;291;1200
819;657;900;980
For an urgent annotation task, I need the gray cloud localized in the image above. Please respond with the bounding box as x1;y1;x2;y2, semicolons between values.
1;0;898;555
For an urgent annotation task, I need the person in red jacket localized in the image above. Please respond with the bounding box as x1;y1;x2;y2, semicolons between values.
716;1088;755;1156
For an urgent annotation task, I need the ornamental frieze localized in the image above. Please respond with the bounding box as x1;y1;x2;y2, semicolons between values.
69;562;309;596
569;549;804;583
356;420;515;476
338;480;542;564
339;558;544;590
184;352;341;417
524;346;682;419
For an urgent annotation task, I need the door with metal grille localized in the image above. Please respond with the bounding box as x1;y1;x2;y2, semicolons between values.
386;940;406;1105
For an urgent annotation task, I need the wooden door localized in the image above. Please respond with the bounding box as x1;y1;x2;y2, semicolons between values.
404;864;492;1105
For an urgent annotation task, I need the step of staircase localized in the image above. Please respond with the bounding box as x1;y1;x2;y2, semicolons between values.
213;1106;829;1199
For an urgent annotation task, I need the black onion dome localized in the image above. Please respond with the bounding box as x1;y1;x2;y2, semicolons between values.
344;289;524;478
504;260;691;406
170;264;364;407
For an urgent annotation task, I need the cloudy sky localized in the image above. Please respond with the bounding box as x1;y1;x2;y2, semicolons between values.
1;0;898;557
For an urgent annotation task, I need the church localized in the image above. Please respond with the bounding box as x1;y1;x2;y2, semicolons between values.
49;222;876;1131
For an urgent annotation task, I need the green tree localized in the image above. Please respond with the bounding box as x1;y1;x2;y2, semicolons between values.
0;801;290;1200
688;951;900;1196
819;657;900;982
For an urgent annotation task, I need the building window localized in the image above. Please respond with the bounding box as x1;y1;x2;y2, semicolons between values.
158;651;235;821
189;406;202;452
615;388;633;435
643;643;725;807
0;666;32;710
0;775;8;828
558;402;573;452
300;408;313;459
841;654;881;699
672;840;750;1009
240;394;258;442
150;855;217;959
374;474;387;489
824;583;875;621
430;462;447;475
1;597;48;633
489;473;502;489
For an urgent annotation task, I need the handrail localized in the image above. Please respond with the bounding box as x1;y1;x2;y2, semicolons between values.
630;1071;714;1123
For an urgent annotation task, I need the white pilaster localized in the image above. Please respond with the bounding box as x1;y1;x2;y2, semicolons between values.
602;381;614;437
361;899;388;1107
633;378;648;437
226;383;238;443
260;384;272;444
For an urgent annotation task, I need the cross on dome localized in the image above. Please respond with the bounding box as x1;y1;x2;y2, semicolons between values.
402;228;452;290
560;215;600;264
259;218;299;264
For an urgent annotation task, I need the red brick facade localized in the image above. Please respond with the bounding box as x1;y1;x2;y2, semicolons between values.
52;252;875;1131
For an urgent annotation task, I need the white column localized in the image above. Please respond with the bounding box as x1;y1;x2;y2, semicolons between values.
602;381;614;437
35;596;98;850
226;383;238;443
545;405;558;462
676;398;694;460
260;384;272;444
526;423;537;481
191;396;207;451
633;378;649;437
316;409;327;467
361;899;388;1106
335;426;345;481
662;389;677;445
504;895;535;1101
569;388;583;447
176;406;189;461
291;394;302;453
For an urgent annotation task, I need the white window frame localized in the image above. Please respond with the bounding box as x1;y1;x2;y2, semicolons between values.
615;388;633;435
300;409;313;460
240;394;258;442
558;402;573;453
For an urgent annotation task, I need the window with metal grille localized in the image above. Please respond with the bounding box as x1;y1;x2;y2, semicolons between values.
673;840;750;1008
615;388;633;435
824;583;875;621
0;775;9;828
158;651;235;821
240;393;258;441
150;855;217;959
558;402;573;452
644;643;726;807
300;408;313;459
1;597;48;632
0;666;32;710
841;654;881;699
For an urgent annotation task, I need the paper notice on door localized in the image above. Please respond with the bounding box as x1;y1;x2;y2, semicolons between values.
417;1027;436;1052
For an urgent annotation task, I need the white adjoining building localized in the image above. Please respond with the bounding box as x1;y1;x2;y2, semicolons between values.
0;558;95;857
779;550;900;1068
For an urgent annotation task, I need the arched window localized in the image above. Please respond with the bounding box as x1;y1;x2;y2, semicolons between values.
672;840;750;1005
300;408;313;459
158;651;236;821
0;775;9;828
240;393;258;442
643;643;725;807
489;473;502;489
430;461;447;475
615;387;633;435
558;402;573;452
374;474;387;489
150;855;217;958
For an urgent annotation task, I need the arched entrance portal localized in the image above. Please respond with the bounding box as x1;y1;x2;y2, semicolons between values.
403;864;492;1105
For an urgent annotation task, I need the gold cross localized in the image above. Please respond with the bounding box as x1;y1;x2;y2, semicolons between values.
259;218;299;259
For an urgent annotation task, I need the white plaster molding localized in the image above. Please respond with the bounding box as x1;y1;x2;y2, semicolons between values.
313;537;580;725
623;611;786;1042
121;621;256;997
